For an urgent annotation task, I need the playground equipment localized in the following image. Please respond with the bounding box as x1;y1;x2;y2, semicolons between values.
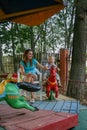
17;68;43;100
0;79;40;111
46;65;59;100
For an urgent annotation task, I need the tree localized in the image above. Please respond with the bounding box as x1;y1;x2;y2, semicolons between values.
0;22;11;73
67;0;87;102
0;38;5;73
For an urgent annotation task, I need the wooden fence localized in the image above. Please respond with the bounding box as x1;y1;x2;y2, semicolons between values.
1;53;59;73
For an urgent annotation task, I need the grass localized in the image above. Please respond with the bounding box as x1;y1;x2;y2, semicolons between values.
72;105;87;130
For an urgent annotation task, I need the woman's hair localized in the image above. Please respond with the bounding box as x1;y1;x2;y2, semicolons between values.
23;49;33;66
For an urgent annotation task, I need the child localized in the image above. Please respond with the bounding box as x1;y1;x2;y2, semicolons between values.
20;49;47;103
43;55;61;87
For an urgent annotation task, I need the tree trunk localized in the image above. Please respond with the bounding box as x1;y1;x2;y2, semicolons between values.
0;39;5;73
16;24;25;51
11;23;17;72
67;0;87;101
30;27;35;56
67;3;75;49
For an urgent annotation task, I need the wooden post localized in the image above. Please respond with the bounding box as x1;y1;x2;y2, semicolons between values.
60;49;69;88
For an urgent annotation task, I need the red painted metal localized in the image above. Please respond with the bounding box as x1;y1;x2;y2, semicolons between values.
0;104;78;130
0;73;8;78
60;49;69;88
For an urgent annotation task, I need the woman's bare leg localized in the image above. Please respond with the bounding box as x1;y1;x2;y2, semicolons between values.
24;74;37;102
23;75;32;100
30;74;37;102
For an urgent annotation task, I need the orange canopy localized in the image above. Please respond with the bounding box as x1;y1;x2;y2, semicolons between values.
0;0;65;26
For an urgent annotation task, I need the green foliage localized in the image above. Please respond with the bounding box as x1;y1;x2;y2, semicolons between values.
0;0;75;56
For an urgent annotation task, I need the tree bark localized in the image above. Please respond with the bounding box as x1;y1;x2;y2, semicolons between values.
11;23;17;72
67;2;75;49
30;27;35;56
0;39;5;73
67;0;87;101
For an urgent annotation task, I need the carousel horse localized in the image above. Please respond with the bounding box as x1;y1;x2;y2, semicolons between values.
0;79;40;111
46;65;59;100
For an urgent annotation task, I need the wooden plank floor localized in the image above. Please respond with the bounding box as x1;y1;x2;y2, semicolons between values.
0;104;78;130
32;100;79;114
0;99;79;130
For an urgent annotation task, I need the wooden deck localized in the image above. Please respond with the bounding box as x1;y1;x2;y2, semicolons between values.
0;100;78;130
32;100;79;114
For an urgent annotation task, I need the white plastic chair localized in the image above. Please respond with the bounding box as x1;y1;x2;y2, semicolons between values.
35;69;42;100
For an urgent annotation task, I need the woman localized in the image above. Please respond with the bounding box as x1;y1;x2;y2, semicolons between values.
20;49;47;102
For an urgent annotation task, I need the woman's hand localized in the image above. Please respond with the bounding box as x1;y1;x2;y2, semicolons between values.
44;66;48;70
27;73;37;80
27;73;32;78
37;62;48;70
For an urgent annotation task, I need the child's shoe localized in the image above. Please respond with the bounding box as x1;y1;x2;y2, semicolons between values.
30;98;35;103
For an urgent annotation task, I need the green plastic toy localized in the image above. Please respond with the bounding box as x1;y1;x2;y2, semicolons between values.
0;80;38;111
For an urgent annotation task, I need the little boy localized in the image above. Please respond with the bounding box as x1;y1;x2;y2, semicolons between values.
43;55;61;86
